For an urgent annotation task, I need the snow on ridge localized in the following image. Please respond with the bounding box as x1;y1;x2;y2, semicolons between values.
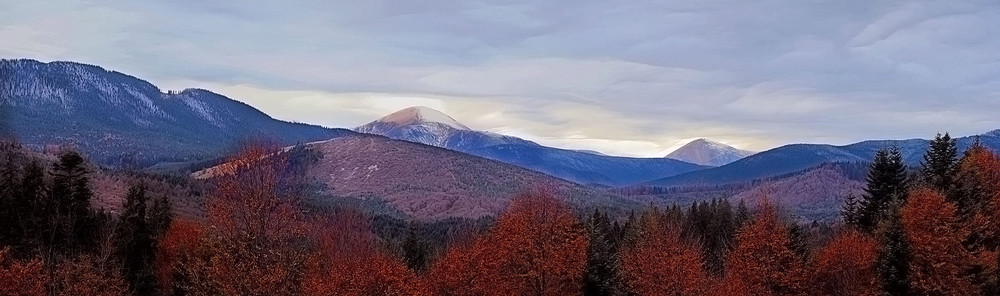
377;106;470;130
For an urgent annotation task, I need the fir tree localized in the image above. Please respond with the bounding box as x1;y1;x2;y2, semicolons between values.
919;133;958;192
856;147;909;232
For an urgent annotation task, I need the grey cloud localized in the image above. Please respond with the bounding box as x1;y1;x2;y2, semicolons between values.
1;0;999;155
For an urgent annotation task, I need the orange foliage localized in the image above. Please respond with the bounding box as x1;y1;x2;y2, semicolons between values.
901;188;976;295
0;248;47;296
810;230;881;296
958;148;1000;291
302;211;426;296
723;202;806;296
620;214;708;295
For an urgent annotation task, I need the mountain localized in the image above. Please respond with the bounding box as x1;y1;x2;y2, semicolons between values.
647;131;1000;187
194;134;637;219
666;138;754;166
355;107;708;186
0;59;351;167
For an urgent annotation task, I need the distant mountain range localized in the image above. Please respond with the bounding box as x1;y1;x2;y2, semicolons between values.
666;138;754;166
355;106;709;186
0;59;351;167
194;134;636;220
647;132;1000;187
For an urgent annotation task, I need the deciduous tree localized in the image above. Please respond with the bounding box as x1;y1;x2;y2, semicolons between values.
901;188;976;295
811;230;881;296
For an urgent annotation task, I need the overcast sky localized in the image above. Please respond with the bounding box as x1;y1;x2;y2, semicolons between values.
3;0;999;157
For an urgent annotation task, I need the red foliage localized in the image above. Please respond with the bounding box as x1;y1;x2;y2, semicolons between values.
0;248;47;296
302;211;427;296
153;219;209;294
810;230;881;296
902;188;976;295
620;214;708;295
723;202;806;296
425;189;588;296
51;256;129;296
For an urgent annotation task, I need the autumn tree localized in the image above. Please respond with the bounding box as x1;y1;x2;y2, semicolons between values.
723;202;806;296
203;144;309;295
810;230;881;296
621;211;707;296
425;239;493;296
153;219;211;295
302;210;426;296
487;189;589;296
954;146;1000;294
901;188;976;295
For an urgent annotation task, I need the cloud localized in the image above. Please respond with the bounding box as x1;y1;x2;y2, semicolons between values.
2;0;999;156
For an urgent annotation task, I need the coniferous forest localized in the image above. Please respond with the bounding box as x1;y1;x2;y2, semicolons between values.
0;133;998;295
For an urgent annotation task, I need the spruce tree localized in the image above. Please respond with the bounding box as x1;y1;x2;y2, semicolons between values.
45;150;96;255
147;196;173;239
401;223;428;272
118;184;155;295
856;147;909;232
583;209;621;296
878;200;910;296
0;147;18;245
919;133;958;192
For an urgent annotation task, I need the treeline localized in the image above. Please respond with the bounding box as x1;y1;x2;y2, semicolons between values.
0;141;172;295
2;133;1000;295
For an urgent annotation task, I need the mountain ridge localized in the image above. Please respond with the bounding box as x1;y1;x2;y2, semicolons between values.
355;106;708;186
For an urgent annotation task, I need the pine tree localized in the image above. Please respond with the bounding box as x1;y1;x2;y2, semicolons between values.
117;184;155;295
856;147;909;232
920;133;958;192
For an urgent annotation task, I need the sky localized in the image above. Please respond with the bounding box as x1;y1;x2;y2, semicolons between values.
2;0;999;157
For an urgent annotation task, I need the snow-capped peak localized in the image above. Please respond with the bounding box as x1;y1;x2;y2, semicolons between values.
376;106;470;130
666;138;755;167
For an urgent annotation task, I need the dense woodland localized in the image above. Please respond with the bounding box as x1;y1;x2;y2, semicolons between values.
1;133;999;295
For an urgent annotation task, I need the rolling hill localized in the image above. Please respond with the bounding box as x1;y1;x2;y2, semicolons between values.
194;134;638;220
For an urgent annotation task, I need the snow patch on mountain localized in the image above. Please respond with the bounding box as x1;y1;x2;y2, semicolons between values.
377;106;469;130
666;138;754;167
